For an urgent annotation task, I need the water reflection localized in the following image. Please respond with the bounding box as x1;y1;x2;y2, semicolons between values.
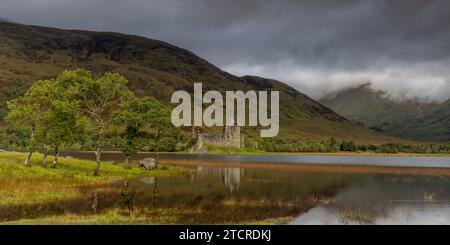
61;151;450;168
197;167;243;192
123;166;363;224
40;151;450;224
127;166;450;224
289;175;450;225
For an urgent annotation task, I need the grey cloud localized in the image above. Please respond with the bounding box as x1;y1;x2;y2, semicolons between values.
1;0;450;101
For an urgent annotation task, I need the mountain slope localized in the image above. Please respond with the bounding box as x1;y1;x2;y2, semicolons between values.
389;100;450;142
0;22;402;144
320;84;446;142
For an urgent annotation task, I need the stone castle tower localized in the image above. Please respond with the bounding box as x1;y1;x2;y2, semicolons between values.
191;126;244;151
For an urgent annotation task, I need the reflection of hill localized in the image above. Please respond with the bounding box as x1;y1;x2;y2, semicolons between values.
198;167;244;192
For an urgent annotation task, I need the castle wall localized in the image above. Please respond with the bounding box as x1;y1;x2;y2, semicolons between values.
193;127;244;149
203;134;241;148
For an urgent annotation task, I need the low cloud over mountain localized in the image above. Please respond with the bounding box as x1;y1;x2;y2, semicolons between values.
1;0;450;101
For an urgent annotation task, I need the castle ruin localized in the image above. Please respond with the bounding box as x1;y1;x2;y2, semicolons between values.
191;126;244;151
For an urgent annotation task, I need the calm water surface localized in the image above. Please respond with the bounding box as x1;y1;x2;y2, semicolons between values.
62;152;450;224
63;152;450;168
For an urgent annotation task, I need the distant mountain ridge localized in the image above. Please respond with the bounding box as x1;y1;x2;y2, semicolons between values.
0;21;403;144
391;99;450;142
321;84;448;142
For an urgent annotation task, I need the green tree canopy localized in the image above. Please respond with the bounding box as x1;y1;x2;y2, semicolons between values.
114;97;175;164
5;79;55;166
70;70;134;175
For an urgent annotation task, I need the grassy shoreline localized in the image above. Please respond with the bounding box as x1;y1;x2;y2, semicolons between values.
0;152;193;225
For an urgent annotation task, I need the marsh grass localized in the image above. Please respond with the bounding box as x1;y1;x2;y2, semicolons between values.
424;193;434;201
0;151;191;223
339;208;374;224
310;194;335;205
2;195;325;225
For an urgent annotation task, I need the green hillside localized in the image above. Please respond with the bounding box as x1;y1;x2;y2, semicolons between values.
388;100;450;142
0;22;402;144
321;84;448;142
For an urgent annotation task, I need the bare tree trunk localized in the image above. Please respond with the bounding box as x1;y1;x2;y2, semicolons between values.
24;128;35;167
93;127;104;176
51;146;59;168
24;151;32;166
93;145;101;176
42;153;48;166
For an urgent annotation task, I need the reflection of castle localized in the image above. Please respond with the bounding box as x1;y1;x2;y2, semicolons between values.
198;166;244;192
192;126;244;151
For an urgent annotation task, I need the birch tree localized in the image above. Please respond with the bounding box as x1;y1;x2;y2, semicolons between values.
41;100;87;168
76;72;133;175
5;80;54;166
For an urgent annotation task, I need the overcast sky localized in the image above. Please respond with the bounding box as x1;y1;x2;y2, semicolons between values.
1;0;450;102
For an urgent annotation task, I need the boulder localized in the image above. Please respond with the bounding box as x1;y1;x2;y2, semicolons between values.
139;158;157;170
